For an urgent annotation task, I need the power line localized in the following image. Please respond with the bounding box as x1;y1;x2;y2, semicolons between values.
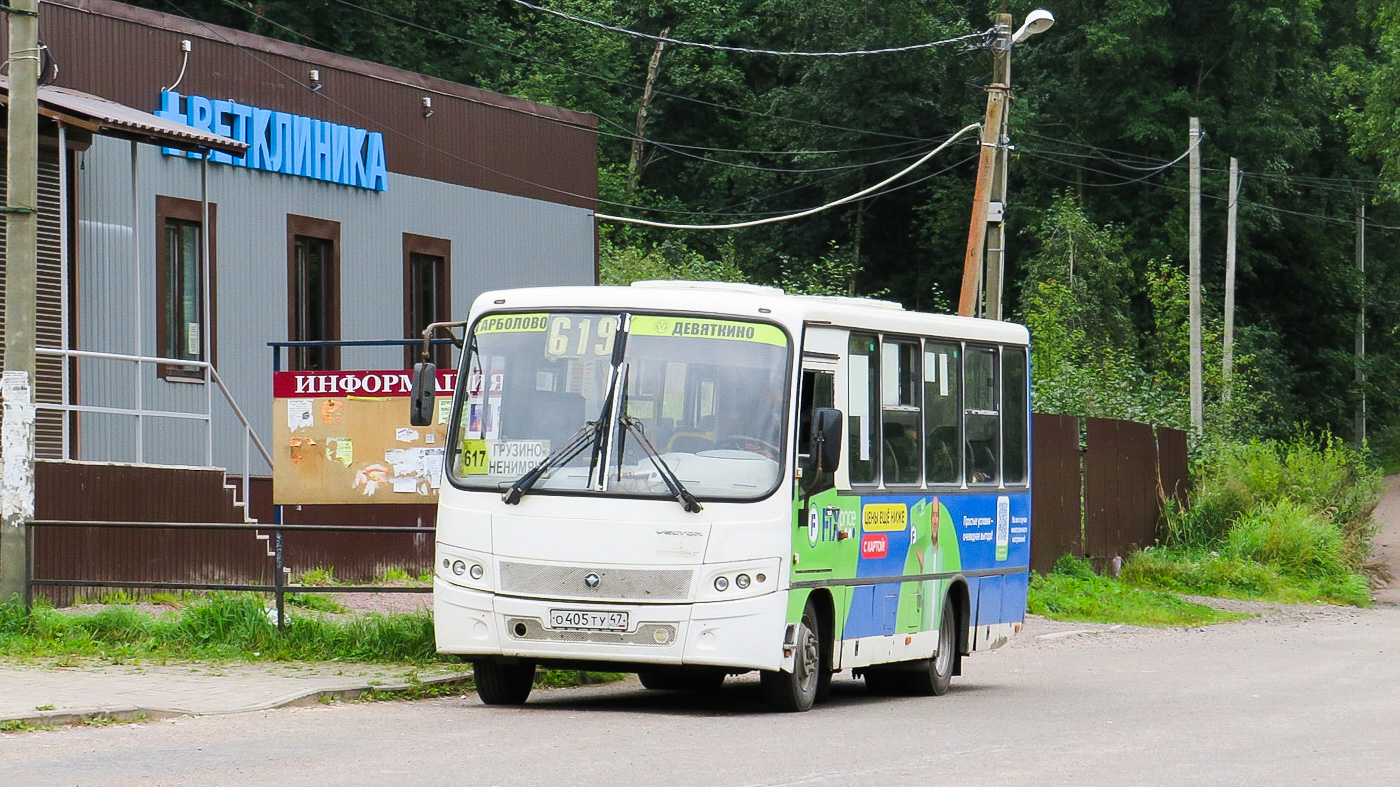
1018;135;1202;188
329;0;932;143
508;0;994;57
597;114;941;174
596;123;980;230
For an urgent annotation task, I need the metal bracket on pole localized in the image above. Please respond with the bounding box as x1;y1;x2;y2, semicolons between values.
0;206;34;214
0;4;39;15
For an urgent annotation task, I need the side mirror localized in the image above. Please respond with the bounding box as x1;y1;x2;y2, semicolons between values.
409;362;436;427
811;407;842;474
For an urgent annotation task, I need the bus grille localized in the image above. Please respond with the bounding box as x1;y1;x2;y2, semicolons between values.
506;617;677;646
497;562;693;602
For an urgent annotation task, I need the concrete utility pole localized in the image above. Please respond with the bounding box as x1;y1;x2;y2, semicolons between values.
958;10;1054;319
1;0;41;607
1355;201;1366;444
1222;158;1238;403
1188;118;1203;434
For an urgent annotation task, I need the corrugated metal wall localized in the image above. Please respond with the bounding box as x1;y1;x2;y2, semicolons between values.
31;460;275;606
1030;413;1081;573
31;0;598;208
0;145;69;459
1084;418;1161;562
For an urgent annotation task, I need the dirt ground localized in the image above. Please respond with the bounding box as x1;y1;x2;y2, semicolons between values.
1370;475;1400;606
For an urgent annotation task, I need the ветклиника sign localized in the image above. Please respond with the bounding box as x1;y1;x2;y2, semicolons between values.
155;90;389;192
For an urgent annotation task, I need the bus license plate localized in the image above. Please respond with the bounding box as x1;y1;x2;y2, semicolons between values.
549;609;629;632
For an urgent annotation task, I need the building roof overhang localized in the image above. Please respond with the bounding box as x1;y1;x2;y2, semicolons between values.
0;77;246;155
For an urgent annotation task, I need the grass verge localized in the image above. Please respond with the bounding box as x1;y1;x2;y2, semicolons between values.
1028;556;1250;627
0;592;445;664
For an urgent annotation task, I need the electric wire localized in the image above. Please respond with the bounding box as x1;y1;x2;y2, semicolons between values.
328;0;932;143
508;0;994;57
596;123;980;229
597;114;942;174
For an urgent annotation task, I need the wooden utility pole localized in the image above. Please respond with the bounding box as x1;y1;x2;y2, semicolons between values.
1222;158;1238;402
2;0;41;606
627;27;670;193
1355;201;1366;444
1188;118;1203;434
959;13;1012;318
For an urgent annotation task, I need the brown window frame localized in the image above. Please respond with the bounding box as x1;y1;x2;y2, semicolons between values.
286;214;342;372
155;196;217;381
402;233;452;369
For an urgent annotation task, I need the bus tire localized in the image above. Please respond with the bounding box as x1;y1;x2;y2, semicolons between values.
474;659;536;705
759;601;820;712
907;596;957;696
637;667;726;692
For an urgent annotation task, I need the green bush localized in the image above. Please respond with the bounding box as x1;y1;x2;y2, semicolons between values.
1172;432;1380;563
1223;500;1349;578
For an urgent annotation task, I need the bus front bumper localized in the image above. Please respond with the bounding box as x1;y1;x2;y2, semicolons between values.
433;578;787;672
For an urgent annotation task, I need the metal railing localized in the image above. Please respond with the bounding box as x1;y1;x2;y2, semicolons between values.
26;519;434;630
34;347;273;509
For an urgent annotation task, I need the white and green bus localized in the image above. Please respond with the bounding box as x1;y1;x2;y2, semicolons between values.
410;281;1031;712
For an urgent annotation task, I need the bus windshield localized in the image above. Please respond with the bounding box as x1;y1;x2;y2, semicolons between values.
447;311;791;501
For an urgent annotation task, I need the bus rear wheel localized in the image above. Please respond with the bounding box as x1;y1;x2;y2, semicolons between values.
474;659;536;705
759;601;820;712
907;596;957;696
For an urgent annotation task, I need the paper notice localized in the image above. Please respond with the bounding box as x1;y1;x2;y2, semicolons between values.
385;448;422;477
327;438;353;466
391;476;419;494
395;427;420;443
287;399;313;431
425;433;436;445
321;399;344;424
437;398;452;425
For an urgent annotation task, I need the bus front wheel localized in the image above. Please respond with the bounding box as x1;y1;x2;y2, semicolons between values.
474;659;536;705
760;601;820;712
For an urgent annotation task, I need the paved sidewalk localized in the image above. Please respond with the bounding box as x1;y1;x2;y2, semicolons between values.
0;661;471;729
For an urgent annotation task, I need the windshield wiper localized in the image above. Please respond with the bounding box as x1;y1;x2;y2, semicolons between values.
619;415;703;514
501;421;600;505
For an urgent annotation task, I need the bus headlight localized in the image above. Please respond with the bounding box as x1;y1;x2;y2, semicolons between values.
437;544;492;591
697;559;781;603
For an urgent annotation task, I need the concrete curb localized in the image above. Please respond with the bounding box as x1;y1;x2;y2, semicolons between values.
1;670;473;731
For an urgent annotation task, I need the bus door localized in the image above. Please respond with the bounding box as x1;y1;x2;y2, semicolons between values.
792;350;856;661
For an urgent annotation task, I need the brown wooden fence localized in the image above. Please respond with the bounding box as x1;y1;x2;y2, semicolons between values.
1029;415;1190;574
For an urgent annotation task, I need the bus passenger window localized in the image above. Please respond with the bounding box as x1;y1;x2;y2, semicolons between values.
881;339;920;485
847;334;877;484
924;343;961;484
964;346;999;484
1003;347;1028;484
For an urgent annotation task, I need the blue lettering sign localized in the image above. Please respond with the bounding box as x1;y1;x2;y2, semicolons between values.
154;90;389;192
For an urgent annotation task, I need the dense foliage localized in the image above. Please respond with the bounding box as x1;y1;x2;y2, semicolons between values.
1122;432;1381;605
123;0;1399;448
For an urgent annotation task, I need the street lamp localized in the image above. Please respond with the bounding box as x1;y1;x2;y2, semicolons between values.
957;9;1055;319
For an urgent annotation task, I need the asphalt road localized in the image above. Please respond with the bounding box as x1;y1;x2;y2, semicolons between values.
3;599;1398;786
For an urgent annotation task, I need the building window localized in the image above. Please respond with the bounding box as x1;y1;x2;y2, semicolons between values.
155;196;216;380
287;215;341;371
403;234;451;369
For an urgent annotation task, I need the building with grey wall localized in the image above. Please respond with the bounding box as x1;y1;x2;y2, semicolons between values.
1;0;598;483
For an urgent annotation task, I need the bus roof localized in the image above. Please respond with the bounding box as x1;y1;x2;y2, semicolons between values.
469;280;1030;345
